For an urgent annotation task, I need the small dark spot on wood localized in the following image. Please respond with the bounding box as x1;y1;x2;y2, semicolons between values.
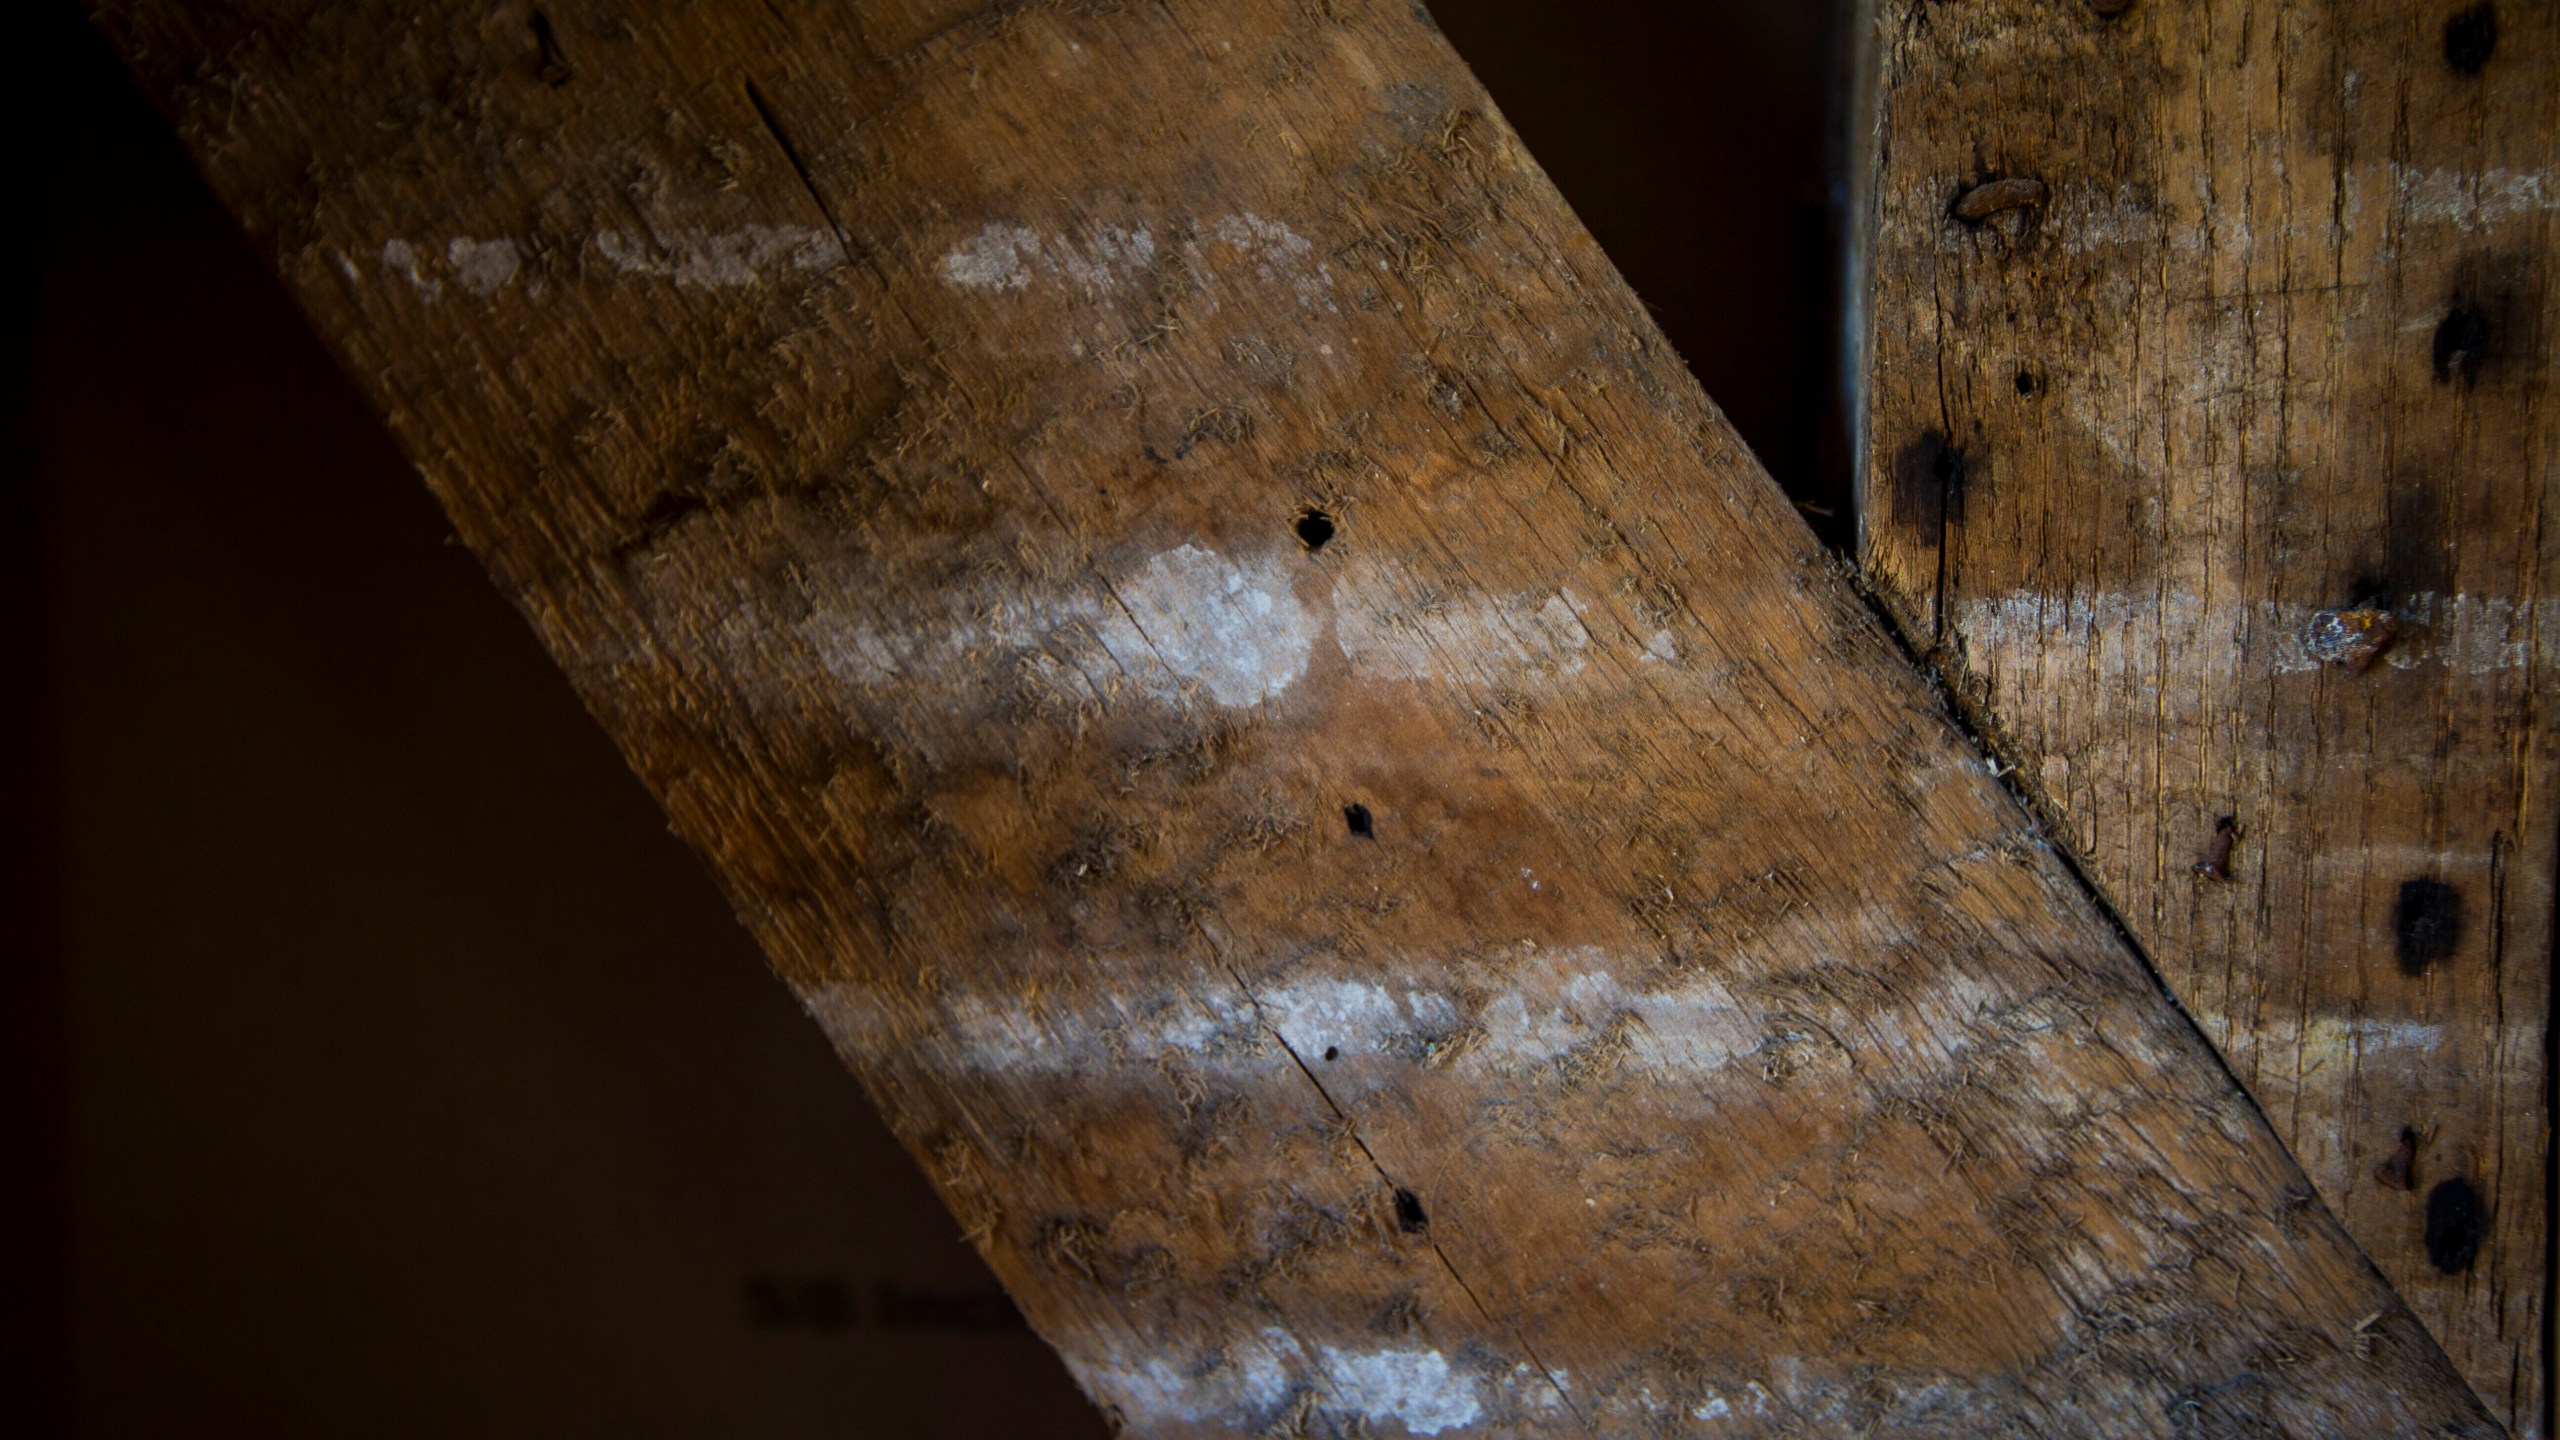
2013;367;2044;398
2432;305;2491;383
1296;507;1336;552
2085;0;2136;16
1950;177;2049;225
531;10;573;87
1343;802;1374;838
1324;1045;1340;1062
2191;816;2240;880
2375;1126;2419;1191
1392;1187;1428;1234
2443;5;2497;74
2394;877;2463;974
1143;443;1168;464
2423;1177;2485;1272
2304;605;2397;670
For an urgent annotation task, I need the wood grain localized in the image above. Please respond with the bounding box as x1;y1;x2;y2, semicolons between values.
1852;0;2552;1430
104;0;2501;1433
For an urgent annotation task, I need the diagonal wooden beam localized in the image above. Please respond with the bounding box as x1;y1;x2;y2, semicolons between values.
101;0;2498;1433
1851;0;2552;1428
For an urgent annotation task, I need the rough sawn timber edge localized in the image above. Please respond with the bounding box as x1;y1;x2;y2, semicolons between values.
103;0;2495;1435
1849;0;2551;1429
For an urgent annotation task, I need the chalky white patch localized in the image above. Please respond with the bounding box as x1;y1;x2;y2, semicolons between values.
445;237;521;296
594;224;846;287
1098;543;1318;707
1078;1328;1546;1434
2389;164;2556;232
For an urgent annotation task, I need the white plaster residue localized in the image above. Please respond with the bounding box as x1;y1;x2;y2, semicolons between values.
2390;164;2556;232
1098;544;1318;707
1211;211;1338;312
1336;580;1596;685
594;224;845;287
446;237;521;296
1322;1347;1482;1434
939;221;1046;289
1082;1329;1517;1434
379;239;439;299
806;951;1768;1084
936;219;1163;294
1951;588;2560;679
1640;628;1679;664
792;543;1312;711
936;211;1333;311
2287;1014;2449;1087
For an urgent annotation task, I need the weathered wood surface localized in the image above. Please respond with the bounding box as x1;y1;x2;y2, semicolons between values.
104;0;2499;1434
1852;0;2553;1430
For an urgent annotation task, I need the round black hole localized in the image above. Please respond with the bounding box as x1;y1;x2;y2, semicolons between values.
2014;368;2042;397
1343;803;1375;839
1295;508;1336;552
1323;1046;1340;1062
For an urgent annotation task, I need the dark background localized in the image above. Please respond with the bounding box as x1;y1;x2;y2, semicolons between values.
13;2;1843;1433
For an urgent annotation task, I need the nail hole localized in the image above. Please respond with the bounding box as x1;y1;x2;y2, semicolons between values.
1323;1045;1339;1062
2394;876;2463;975
1392;1188;1428;1234
1295;508;1336;552
2433;305;2491;383
2013;367;2043;398
2443;4;2497;74
1343;803;1374;839
2424;1177;2485;1273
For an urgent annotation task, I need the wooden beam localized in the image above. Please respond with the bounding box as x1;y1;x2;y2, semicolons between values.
1852;0;2551;1430
104;0;2498;1433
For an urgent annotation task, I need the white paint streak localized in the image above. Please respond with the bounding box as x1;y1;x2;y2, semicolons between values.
1335;578;1595;684
2391;164;2557;232
809;949;1765;1084
594;225;846;287
937;211;1334;311
1080;1328;1532;1433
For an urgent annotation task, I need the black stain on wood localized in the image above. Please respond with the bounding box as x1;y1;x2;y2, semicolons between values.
1392;1187;1429;1234
2394;877;2463;974
2432;305;2492;384
530;10;572;87
1890;429;1969;534
2423;1177;2485;1272
2086;0;2136;16
2443;5;2498;74
1343;802;1375;838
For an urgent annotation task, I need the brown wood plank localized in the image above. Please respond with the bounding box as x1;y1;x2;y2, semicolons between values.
103;0;2498;1433
1851;0;2552;1430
